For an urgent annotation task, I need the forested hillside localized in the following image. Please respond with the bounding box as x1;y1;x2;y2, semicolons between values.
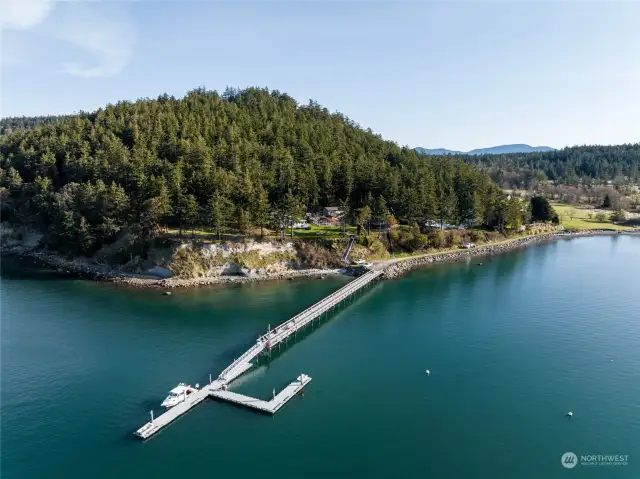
419;144;640;188
0;87;509;258
0;115;70;136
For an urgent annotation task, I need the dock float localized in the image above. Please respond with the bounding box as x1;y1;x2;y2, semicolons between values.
135;384;216;439
210;374;311;414
134;270;382;439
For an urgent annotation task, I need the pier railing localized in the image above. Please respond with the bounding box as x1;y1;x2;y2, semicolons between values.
219;270;382;381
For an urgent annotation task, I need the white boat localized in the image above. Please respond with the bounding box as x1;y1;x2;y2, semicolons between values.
161;383;199;408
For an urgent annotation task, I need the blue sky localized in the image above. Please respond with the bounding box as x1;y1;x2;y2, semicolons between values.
2;0;639;151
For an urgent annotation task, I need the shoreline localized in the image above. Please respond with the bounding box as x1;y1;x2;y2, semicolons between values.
381;230;624;279
3;229;636;289
1;246;343;288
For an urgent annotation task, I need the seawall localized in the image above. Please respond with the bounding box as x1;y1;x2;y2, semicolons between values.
381;231;605;279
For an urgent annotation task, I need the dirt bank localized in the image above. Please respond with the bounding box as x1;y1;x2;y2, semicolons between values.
2;245;343;288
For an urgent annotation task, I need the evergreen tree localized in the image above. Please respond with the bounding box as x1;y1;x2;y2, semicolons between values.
235;207;251;235
250;184;270;239
504;197;523;231
454;167;476;227
372;195;388;222
530;195;557;222
176;194;198;237
356;205;372;235
207;192;230;240
283;192;304;238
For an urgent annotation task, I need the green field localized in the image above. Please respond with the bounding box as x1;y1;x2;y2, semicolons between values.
290;224;356;239
551;202;630;230
165;224;357;241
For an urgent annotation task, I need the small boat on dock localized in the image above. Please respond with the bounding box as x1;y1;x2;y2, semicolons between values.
161;383;199;408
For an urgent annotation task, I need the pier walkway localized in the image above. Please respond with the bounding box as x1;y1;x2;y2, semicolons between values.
219;269;382;383
135;270;382;439
210;374;312;414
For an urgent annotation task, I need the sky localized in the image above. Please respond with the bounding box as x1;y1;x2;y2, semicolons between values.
1;0;639;151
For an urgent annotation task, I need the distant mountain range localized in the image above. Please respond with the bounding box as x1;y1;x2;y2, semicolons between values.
414;144;556;156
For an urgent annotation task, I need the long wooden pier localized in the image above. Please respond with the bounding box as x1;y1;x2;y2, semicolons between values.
134;270;382;439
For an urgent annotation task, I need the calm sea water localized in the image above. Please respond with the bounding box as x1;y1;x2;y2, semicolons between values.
1;236;639;478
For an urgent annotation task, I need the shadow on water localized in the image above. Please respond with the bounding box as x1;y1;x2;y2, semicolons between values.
205;279;357;366
610;233;621;253
1;255;78;281
487;241;556;287
246;281;383;367
490;250;524;285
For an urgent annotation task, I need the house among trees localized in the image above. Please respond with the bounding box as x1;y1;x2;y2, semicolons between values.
323;206;343;218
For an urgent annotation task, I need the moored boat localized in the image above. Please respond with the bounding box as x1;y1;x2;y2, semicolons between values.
161;383;198;408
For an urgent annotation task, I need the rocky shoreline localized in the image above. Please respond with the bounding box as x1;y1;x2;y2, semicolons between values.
381;230;605;279
2;245;343;288
4;229;630;289
114;267;342;288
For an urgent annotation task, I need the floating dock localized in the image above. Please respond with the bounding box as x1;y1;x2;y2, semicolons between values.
210;374;312;414
135;385;214;440
134;270;382;439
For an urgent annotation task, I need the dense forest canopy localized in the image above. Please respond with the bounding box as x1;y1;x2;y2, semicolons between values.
0;115;72;136
416;144;640;188
1;87;514;257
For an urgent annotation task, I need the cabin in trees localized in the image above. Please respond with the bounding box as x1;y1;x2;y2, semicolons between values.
322;207;343;218
308;207;343;226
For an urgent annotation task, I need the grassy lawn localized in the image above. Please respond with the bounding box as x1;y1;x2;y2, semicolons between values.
166;227;218;237
165;224;357;241
551;202;631;230
290;224;356;239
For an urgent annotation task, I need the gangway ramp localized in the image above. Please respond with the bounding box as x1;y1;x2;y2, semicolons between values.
342;236;356;263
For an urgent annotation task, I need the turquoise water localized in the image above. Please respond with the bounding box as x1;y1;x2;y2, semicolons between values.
2;236;639;478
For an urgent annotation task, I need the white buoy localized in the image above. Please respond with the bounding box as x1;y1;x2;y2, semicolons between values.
566;411;573;417
425;369;430;375
610;359;614;363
